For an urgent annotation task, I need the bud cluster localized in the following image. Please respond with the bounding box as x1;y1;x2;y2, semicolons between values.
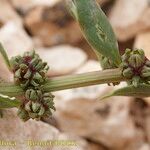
10;51;55;121
10;51;49;89
121;49;150;87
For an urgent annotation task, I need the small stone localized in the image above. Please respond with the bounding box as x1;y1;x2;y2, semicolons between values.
0;22;33;57
0;0;22;27
0;108;58;149
54;133;107;150
55;95;146;149
36;45;87;75
0;66;13;83
24;2;82;46
0;22;33;82
109;0;150;41
146;116;150;145
10;0;62;14
0;108;91;150
10;0;109;15
134;30;150;60
53;133;88;150
138;144;150;150
75;60;101;73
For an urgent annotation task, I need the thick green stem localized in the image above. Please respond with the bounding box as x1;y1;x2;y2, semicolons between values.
43;68;125;91
0;68;126;96
0;84;24;96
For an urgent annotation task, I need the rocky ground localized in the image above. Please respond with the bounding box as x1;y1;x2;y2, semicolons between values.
0;0;150;150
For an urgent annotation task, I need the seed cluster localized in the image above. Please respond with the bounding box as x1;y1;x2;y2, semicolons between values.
121;49;150;87
10;51;55;121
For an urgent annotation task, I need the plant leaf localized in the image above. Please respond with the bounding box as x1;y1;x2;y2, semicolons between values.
69;0;121;67
66;0;78;20
0;93;21;109
0;43;11;70
101;84;150;99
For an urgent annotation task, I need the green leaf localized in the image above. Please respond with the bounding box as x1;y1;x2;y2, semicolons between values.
0;94;21;109
0;43;11;70
69;0;121;67
101;84;150;99
66;0;78;20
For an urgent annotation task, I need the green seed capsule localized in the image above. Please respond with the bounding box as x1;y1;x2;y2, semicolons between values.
122;49;131;61
20;80;30;89
19;64;28;69
43;93;50;97
29;51;36;57
35;60;43;70
25;89;40;101
46;101;55;110
145;60;150;67
24;101;46;119
38;106;45;116
10;58;19;68
24;69;32;79
31;57;39;67
122;67;133;78
24;51;36;57
29;112;38;119
33;72;43;81
128;54;144;68
25;101;32;112
37;90;43;98
44;65;49;71
32;102;41;112
42;62;48;68
30;80;39;87
15;69;21;78
43;97;51;101
10;56;22;68
17;108;30;122
141;66;150;78
132;76;140;87
45;110;52;116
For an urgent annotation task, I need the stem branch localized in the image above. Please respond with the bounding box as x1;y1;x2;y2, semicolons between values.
0;68;126;96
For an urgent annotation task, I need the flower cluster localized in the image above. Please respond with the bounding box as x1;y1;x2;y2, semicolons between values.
10;51;55;121
121;49;150;87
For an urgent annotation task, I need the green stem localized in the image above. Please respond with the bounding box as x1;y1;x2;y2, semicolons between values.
0;68;126;96
0;84;24;96
43;68;125;91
